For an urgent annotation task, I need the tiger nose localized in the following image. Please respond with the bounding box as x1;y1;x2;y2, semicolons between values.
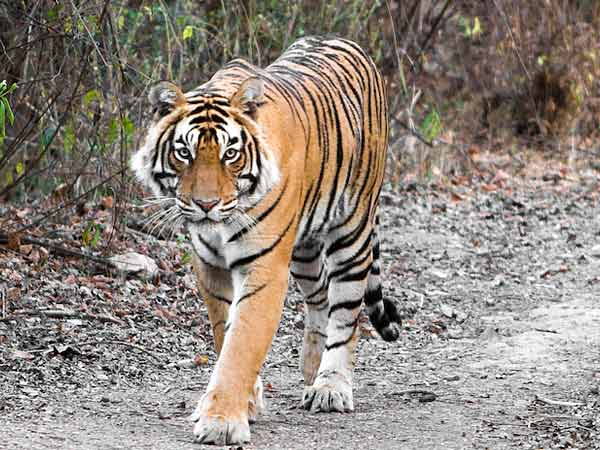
193;198;219;212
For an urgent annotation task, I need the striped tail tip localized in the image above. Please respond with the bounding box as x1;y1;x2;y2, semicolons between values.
368;297;402;342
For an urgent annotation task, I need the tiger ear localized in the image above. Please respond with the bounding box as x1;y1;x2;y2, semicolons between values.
148;81;186;118
231;77;264;116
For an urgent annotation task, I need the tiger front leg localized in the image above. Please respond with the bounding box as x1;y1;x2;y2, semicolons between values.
192;257;265;424
192;257;232;355
191;255;290;445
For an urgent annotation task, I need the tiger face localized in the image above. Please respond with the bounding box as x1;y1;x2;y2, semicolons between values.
131;78;280;229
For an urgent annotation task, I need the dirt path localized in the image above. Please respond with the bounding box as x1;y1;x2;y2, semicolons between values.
2;182;599;449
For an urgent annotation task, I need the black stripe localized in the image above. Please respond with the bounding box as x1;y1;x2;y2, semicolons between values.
335;316;359;331
305;293;328;306
329;247;371;280
153;172;176;180
328;298;362;317
196;233;220;256
326;322;359;350
292;247;322;263
326;207;371;257
338;263;372;283
237;283;268;305
291;263;324;282
308;330;328;338
325;333;355;351
306;282;327;300
229;215;295;269
196;277;231;305
189;115;211;125
192;247;222;271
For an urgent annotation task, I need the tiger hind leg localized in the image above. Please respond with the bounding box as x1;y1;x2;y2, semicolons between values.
291;242;329;386
301;223;373;413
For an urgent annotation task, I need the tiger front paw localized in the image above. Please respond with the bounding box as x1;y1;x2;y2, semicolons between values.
191;415;250;445
301;370;354;413
189;392;251;445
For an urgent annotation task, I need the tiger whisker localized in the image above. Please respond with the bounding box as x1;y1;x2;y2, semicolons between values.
147;206;178;237
143;207;175;232
155;208;182;238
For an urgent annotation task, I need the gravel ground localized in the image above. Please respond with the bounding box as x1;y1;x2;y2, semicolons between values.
1;174;599;449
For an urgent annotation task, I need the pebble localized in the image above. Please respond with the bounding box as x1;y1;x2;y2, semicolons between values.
440;304;455;318
456;311;468;323
79;286;92;297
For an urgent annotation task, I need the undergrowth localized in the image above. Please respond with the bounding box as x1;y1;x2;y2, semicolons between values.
0;0;598;205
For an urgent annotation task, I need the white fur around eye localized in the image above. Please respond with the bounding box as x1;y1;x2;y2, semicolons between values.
223;148;240;163
174;147;192;162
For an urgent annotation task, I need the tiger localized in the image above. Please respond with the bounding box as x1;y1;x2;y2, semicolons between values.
131;36;401;445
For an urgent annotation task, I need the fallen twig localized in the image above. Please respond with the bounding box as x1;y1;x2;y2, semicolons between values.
393;389;437;396
392;389;437;402
0;308;124;325
534;328;559;334
535;395;585;407
0;233;112;267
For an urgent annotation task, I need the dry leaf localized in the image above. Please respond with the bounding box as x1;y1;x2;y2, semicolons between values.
52;183;70;201
19;244;33;255
39;246;49;259
7;233;21;250
491;169;510;185
481;183;498;192
194;354;210;366
100;196;114;209
16;209;30;219
7;287;20;300
450;191;464;202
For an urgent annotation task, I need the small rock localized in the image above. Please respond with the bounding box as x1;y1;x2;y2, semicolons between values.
79;286;92;297
440;304;455;318
485;298;496;307
167;358;197;369
455;311;468;323
447;328;463;339
590;244;600;258
109;252;158;280
22;388;39;397
427;268;450;280
445;374;460;382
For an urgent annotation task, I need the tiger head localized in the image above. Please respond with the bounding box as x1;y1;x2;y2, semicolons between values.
131;78;280;228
